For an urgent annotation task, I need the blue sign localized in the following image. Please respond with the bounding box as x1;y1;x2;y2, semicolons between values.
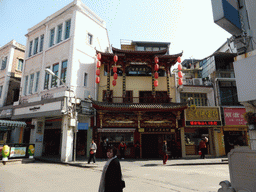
77;123;88;130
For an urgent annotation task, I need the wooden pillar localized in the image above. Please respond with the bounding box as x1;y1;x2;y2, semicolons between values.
151;64;156;99
107;65;111;102
166;67;171;102
99;111;104;128
19;127;24;143
122;63;126;100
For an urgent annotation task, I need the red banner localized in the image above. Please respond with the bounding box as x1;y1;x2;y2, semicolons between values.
224;108;247;126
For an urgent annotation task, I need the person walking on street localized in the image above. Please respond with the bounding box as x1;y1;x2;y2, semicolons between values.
88;140;97;164
199;138;207;159
102;138;109;160
99;146;125;192
162;140;168;164
118;141;127;160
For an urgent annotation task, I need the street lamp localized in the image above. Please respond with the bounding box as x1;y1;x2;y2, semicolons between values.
45;68;79;162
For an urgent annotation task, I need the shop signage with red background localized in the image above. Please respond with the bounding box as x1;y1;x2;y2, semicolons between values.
224;108;247;126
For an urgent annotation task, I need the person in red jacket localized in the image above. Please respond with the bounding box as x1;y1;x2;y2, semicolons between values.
118;141;127;160
199;138;207;159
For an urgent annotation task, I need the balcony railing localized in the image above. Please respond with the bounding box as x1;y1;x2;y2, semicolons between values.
179;78;212;86
216;70;235;78
104;96;172;104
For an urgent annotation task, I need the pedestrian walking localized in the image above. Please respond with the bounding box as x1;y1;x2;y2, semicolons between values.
99;146;125;192
199;137;207;159
118;141;127;160
162;140;168;164
134;141;141;159
88;140;97;164
102;138;109;160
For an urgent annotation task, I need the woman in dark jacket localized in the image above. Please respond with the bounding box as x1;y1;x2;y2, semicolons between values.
99;146;124;192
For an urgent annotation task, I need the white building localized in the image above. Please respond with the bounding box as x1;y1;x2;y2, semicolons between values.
12;0;110;162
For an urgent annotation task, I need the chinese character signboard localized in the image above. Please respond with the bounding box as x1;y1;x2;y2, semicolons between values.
224;108;247;126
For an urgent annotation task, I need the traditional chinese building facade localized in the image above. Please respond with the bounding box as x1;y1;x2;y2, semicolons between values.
92;46;188;158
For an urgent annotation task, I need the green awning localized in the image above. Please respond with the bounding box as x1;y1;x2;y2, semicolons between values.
0;120;26;128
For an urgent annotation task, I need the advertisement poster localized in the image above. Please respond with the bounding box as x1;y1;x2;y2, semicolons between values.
224;108;247;126
9;147;27;157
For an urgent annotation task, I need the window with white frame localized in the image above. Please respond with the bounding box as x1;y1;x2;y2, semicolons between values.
180;92;207;106
84;73;88;87
65;19;71;40
49;28;55;47
44;67;50;90
23;75;29;95
34;71;40;93
57;24;63;43
39;34;44;52
0;85;3;98
33;37;39;55
28;73;34;94
1;56;7;70
60;60;67;85
51;63;59;88
17;59;23;71
88;33;93;45
29;41;33;57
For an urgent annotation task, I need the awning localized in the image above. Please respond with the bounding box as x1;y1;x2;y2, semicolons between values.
0;120;26;128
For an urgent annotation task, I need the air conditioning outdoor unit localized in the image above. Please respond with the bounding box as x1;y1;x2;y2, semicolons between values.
193;78;203;85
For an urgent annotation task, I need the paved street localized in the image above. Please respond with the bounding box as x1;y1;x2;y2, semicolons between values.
0;159;229;192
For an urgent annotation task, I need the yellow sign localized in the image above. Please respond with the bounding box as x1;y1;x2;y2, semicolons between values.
185;107;220;121
138;128;144;132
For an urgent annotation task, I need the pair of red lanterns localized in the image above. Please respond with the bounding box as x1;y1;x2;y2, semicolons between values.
95;53;118;86
177;56;183;85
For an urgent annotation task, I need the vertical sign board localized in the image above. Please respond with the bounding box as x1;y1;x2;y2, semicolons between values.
77;123;88;130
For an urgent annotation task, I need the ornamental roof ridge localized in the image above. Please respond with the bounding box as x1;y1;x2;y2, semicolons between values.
112;47;167;55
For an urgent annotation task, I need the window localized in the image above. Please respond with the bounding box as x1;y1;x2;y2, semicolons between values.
124;91;133;103
29;73;34;94
0;85;3;98
180;93;207;106
60;60;67;85
57;24;63;43
153;47;159;51
136;46;144;51
1;56;7;70
33;37;39;54
23;75;29;95
44;68;50;89
17;59;23;71
84;73;88;87
145;47;152;51
219;81;240;106
39;34;44;52
29;41;33;57
51;64;59;88
88;33;93;45
65;19;71;39
103;90;113;102
49;28;55;47
34;71;40;92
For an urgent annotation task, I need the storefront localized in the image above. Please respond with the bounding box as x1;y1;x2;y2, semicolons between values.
183;106;223;157
223;107;248;155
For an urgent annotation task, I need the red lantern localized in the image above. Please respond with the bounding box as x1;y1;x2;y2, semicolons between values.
178;64;182;71
96;76;100;84
177;56;181;63
154;56;159;64
112;80;116;86
96;69;100;76
114;55;118;62
154;64;159;71
96;61;101;68
113;66;117;73
178;71;183;78
178;78;183;85
97;53;101;61
154;80;158;87
113;73;118;80
154;72;159;79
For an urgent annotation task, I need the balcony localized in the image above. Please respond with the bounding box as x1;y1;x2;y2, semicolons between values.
216;70;235;78
179;78;212;86
104;96;172;104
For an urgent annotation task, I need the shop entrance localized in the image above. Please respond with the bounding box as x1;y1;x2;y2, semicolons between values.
43;129;61;156
224;131;247;155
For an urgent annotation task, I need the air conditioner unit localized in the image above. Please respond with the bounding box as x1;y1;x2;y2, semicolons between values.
193;78;203;85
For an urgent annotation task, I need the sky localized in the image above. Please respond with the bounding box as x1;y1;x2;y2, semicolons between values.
0;0;231;63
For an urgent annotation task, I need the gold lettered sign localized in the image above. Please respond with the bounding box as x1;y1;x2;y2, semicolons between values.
185;106;221;121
